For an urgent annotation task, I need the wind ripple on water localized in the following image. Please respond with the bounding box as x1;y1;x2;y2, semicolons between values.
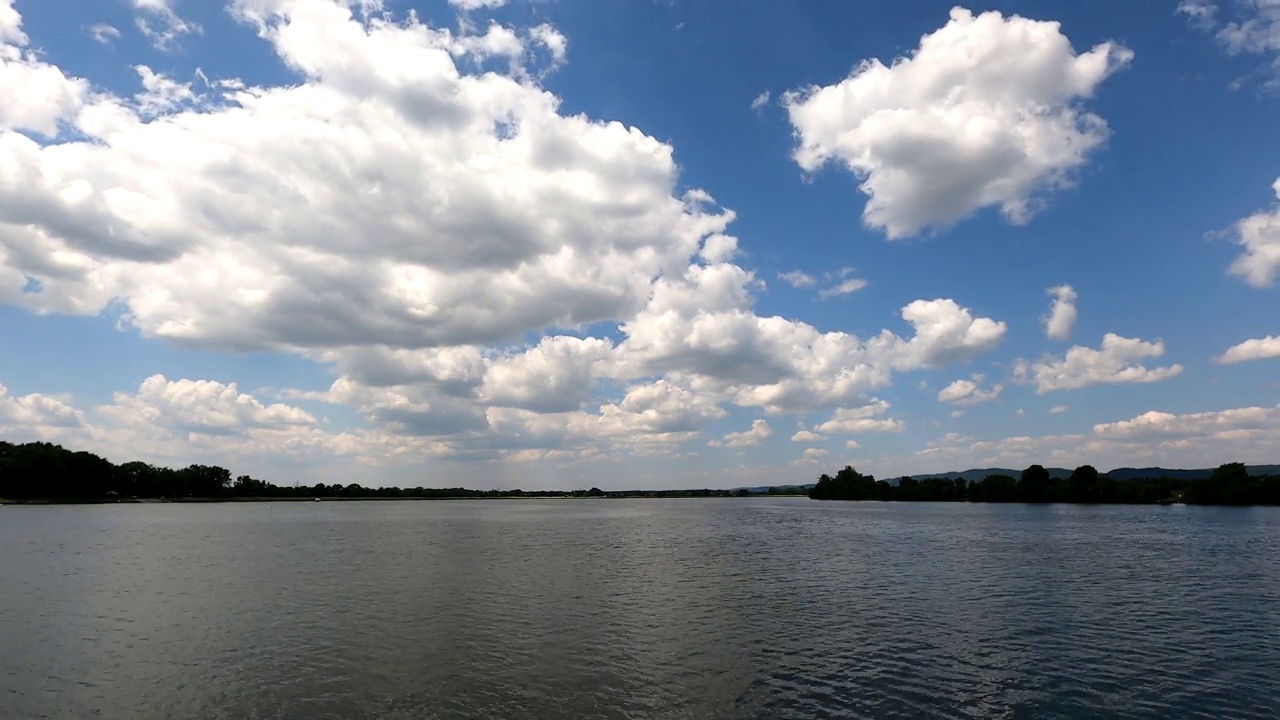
1;501;1278;719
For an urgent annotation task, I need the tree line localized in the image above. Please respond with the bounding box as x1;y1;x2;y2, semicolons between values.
809;463;1280;505
0;441;602;501
0;440;761;501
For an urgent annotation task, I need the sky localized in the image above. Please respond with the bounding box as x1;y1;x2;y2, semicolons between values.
0;0;1278;490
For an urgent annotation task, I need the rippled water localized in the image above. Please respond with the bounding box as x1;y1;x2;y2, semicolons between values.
2;499;1279;719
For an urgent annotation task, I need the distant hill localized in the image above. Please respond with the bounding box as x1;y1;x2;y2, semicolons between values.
1105;465;1280;481
909;465;1280;483
910;468;1072;483
737;483;817;494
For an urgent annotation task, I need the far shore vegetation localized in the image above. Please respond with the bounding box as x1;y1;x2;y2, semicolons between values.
0;441;803;502
3;440;1278;506
809;464;1280;506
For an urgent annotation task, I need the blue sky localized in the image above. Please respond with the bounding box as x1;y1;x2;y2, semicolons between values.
0;0;1278;489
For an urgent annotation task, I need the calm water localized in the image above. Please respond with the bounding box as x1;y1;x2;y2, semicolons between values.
2;499;1279;719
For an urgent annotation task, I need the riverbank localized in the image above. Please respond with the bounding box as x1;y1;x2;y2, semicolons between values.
0;493;804;505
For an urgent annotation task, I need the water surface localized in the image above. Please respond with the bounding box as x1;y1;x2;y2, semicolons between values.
2;499;1278;718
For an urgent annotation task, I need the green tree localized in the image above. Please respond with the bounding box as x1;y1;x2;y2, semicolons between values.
1018;464;1052;502
1068;465;1100;503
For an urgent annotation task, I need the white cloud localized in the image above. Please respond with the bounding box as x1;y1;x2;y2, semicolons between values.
818;277;868;299
450;0;508;10
1050;405;1069;414
615;262;1005;413
1093;404;1279;440
1219;2;1280;56
133;65;199;116
791;429;825;443
700;233;739;263
90;24;122;45
793;447;830;465
778;270;816;288
1014;333;1184;394
815;399;905;434
479;336;614;412
1217;335;1280;364
890;299;1007;369
1;373;442;470
1043;284;1078;340
783;7;1132;238
0;1;732;353
486;380;729;454
98;374;316;436
0;0;19;46
750;90;771;112
1181;1;1280;86
1227;178;1280;288
0;383;84;439
1178;0;1218;27
0;6;88;137
937;374;1003;405
133;0;201;51
844;440;860;450
950;410;965;419
709;419;772;448
0;0;1012;466
528;23;567;66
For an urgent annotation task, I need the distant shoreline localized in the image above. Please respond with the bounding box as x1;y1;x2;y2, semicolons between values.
0;493;802;505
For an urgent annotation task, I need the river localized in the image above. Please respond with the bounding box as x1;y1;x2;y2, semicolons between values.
2;499;1278;718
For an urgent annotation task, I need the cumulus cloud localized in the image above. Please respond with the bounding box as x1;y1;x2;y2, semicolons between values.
0;383;84;439
709;419;772;448
450;0;508;10
793;447;830;465
1051;405;1069;414
814;399;904;434
0;1;731;352
750;90;770;112
1181;1;1280;85
778;270;817;288
1178;0;1218;27
90;24;122;45
791;429;825;443
1014;333;1184;394
0;0;17;45
0;373;442;471
1227;178;1280;288
844;440;860;450
1219;2;1280;57
1217;335;1280;363
479;336;614;413
616;262;1005;413
937;374;1003;405
0;0;1011;465
0;7;89;137
1043;284;1078;340
133;65;199;116
783;7;1132;238
528;23;567;66
486;380;729;454
1093;404;1279;440
890;299;1007;368
98;374;316;436
133;0;201;51
818;277;868;299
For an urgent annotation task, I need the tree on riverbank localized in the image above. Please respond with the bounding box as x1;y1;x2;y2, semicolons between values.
0;441;736;500
809;463;1280;506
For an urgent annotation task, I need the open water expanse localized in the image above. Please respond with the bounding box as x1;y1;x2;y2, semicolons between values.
2;499;1279;719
